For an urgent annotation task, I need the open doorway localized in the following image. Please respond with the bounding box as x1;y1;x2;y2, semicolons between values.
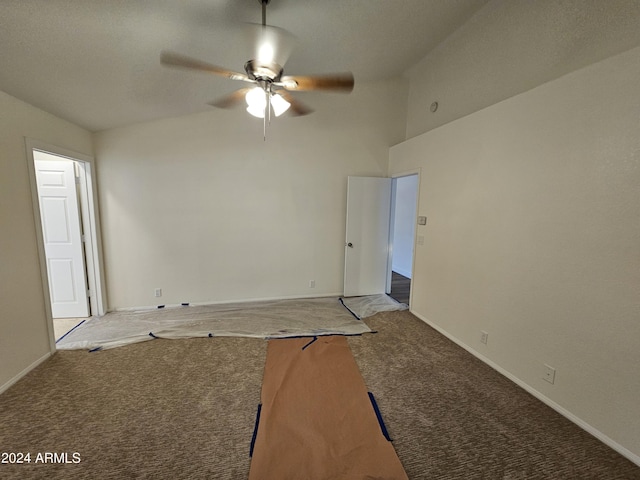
26;139;106;348
387;174;419;305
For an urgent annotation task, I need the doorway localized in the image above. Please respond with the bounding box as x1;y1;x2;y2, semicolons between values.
26;139;106;348
34;152;89;319
387;174;419;305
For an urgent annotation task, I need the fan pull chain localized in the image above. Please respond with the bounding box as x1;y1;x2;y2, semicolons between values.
264;88;269;140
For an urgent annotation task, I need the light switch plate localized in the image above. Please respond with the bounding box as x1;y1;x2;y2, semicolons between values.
417;216;427;225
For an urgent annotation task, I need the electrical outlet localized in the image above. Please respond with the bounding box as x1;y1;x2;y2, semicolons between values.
543;364;556;384
154;288;162;297
480;331;488;345
309;280;316;288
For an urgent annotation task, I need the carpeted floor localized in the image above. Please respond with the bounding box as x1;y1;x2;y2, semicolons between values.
0;310;638;479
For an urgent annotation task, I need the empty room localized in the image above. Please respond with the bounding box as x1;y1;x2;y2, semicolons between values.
1;1;639;478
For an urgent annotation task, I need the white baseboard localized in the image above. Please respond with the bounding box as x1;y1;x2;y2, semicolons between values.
0;352;52;396
112;292;346;312
410;310;640;467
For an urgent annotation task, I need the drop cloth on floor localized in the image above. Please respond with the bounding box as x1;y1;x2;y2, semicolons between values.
339;294;408;320
56;297;372;351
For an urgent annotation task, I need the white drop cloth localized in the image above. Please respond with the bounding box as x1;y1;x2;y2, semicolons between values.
56;297;371;351
339;294;408;319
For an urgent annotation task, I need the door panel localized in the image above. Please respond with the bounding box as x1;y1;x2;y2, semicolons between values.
41;197;72;243
35;157;89;318
343;176;392;297
48;258;77;302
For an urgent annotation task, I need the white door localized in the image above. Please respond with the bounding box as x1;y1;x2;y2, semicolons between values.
35;156;89;318
343;176;392;297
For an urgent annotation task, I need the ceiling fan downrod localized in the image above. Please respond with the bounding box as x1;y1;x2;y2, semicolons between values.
261;0;270;27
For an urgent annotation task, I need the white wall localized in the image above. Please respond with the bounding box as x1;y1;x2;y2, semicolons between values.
390;46;640;462
404;0;640;139
94;79;407;309
0;90;93;391
391;175;418;278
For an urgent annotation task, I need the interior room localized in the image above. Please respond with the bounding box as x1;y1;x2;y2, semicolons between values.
1;1;639;478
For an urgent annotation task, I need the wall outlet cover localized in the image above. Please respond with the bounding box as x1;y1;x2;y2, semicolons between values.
543;364;556;384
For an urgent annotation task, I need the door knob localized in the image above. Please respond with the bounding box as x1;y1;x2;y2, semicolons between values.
347;242;354;248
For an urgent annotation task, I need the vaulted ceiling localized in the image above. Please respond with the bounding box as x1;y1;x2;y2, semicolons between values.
0;0;489;132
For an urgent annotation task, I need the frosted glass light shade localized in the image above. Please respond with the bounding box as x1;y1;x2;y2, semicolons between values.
245;88;290;119
246;104;266;118
245;24;296;68
246;87;267;108
246;87;267;118
270;93;290;117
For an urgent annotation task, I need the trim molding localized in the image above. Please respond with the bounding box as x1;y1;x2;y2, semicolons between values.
0;352;52;396
24;137;107;353
410;309;640;467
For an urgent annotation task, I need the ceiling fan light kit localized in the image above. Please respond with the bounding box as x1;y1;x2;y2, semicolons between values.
245;85;291;118
160;0;354;139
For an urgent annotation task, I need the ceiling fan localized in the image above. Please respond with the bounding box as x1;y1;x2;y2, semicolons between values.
160;0;354;133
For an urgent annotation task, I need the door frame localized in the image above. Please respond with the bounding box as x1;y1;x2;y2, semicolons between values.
386;169;421;307
25;138;107;350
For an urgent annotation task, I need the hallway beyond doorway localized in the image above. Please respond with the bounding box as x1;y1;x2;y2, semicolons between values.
389;271;410;304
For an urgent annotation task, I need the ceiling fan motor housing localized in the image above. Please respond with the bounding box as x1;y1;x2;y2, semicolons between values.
244;59;284;82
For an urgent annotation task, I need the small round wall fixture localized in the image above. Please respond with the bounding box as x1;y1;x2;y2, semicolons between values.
430;101;438;113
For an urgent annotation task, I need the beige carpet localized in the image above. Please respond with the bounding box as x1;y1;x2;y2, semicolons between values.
1;310;638;479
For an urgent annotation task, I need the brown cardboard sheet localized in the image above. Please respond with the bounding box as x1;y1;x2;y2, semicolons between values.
249;335;408;480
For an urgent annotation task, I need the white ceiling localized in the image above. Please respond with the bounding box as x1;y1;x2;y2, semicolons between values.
0;0;489;132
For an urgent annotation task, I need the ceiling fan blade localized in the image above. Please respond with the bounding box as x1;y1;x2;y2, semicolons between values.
279;73;354;92
160;51;251;82
279;91;313;116
208;88;253;109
